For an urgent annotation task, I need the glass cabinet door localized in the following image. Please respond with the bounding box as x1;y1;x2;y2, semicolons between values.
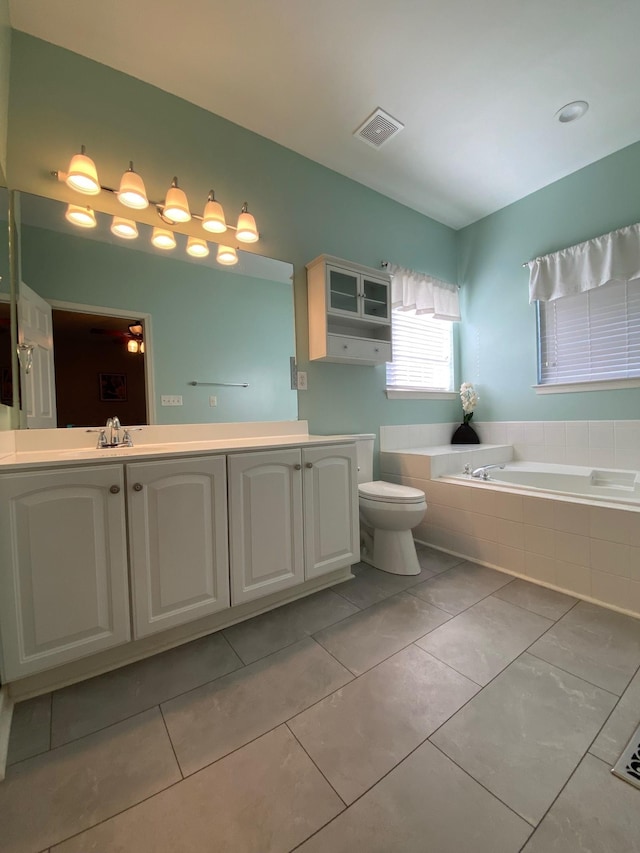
362;276;389;321
328;267;359;315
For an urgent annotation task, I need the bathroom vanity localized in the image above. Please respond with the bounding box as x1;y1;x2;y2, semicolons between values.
0;422;359;694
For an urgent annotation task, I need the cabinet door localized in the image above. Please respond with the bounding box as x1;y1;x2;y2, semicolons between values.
361;274;390;323
228;449;304;605
0;465;130;681
303;444;359;579
127;456;229;639
326;265;360;316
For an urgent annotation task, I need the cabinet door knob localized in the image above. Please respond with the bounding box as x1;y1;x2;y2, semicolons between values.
109;485;121;494
306;462;313;468
133;483;143;492
294;463;302;470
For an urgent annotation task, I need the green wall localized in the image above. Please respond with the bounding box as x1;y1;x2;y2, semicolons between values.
0;0;9;182
20;223;298;424
457;141;640;421
7;32;460;435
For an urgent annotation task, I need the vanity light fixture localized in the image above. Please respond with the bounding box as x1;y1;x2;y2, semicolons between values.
65;203;97;228
127;339;140;353
202;190;227;233
117;162;149;209
151;227;177;250
162;177;191;223
235;203;259;243
65;145;101;195
111;216;138;239
128;321;144;336
186;236;210;258
216;245;238;266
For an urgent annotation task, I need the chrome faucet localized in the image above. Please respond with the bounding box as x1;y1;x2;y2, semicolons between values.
87;417;139;448
471;463;506;480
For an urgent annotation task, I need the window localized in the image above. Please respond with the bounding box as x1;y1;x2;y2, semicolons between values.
537;278;640;387
386;308;454;393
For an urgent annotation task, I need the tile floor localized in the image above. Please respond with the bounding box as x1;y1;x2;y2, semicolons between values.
3;545;640;853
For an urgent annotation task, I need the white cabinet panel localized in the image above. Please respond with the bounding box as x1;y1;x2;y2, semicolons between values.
0;465;130;680
303;444;359;580
127;456;229;638
228;449;304;605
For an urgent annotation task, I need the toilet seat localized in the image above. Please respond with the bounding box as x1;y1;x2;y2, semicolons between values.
358;480;425;505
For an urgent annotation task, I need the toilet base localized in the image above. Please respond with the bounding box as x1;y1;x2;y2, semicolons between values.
361;528;421;575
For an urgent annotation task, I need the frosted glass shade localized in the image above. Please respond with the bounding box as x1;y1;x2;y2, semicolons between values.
235;204;259;243
202;193;227;233
216;245;238;265
187;236;209;258
151;227;177;250
127;339;140;353
66;149;100;195
65;204;97;228
117;164;149;209
111;216;138;239
163;178;191;222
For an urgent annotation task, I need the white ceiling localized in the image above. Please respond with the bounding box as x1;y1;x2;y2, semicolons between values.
9;0;640;229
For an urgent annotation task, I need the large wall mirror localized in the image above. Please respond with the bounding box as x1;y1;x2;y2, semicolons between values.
6;191;297;430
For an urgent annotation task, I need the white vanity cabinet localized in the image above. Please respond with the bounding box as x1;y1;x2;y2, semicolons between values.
228;443;358;604
126;455;229;639
307;255;392;365
0;465;131;681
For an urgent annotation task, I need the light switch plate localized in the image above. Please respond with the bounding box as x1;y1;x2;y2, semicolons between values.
161;395;183;406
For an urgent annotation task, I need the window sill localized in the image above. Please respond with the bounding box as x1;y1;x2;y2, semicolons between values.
386;388;457;400
533;378;640;394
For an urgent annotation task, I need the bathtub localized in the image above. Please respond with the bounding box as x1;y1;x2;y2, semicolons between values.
448;461;640;506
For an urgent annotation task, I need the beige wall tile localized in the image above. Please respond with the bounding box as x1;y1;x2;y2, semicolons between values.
524;525;555;557
523;496;556;529
496;518;525;550
498;544;525;574
494;491;524;522
524;552;556;584
469;513;498;542
553;502;589;536
589;538;630;578
590;506;640;546
590;571;640;613
555;531;590;567
475;538;499;564
555;561;591;597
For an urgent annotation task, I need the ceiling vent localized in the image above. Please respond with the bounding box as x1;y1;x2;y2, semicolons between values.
354;108;404;149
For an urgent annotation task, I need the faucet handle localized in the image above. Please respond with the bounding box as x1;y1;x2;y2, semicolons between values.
463;463;472;475
86;428;108;448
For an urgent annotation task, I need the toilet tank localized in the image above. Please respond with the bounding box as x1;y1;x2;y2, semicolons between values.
353;434;375;484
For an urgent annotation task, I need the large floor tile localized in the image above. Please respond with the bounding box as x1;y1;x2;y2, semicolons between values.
223;588;359;663
289;644;478;803
313;591;450;676
296;740;532;853
431;653;617;825
492;577;577;621
522;753;640;852
590;666;640;765
409;561;512;614
0;708;180;853
7;693;51;766
53;725;344;853
161;637;352;775
334;563;436;609
416;544;465;574
529;600;640;694
416;596;553;685
51;631;242;747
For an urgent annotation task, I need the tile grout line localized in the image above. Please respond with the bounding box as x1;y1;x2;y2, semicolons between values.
584;658;640;761
159;703;184;780
285;722;348;808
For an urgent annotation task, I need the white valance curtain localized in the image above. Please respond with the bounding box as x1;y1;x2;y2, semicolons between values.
528;221;640;303
387;263;461;321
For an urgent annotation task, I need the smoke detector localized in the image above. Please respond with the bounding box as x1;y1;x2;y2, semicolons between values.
354;108;404;149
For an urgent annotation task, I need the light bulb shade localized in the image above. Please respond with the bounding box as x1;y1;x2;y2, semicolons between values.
235;204;259;243
163;178;191;222
128;322;143;336
151;227;177;250
202;193;227;233
65;204;97;228
140;341;145;354
127;339;139;353
66;149;100;195
186;236;210;258
117;164;149;209
111;216;138;239
216;245;238;266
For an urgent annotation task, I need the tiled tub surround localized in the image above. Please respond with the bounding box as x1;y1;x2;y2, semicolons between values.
380;440;640;619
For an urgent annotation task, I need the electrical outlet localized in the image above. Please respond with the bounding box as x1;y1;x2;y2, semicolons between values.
161;395;183;406
209;396;217;407
296;371;308;390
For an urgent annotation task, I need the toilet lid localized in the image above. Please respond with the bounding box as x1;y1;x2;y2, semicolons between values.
359;480;426;504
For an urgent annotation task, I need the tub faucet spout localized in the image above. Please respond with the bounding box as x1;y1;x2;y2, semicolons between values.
471;463;505;480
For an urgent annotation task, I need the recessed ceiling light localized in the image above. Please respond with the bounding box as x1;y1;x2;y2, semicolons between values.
555;101;589;123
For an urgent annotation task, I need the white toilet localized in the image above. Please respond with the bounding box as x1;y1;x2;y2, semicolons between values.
355;435;427;575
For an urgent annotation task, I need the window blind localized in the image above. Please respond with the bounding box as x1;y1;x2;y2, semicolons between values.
386;310;453;391
538;278;640;384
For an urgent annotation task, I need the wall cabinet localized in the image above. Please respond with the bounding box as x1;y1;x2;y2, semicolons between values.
228;443;359;604
0;465;131;681
307;255;392;365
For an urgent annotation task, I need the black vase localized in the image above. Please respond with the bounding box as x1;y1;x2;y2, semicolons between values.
451;422;480;444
